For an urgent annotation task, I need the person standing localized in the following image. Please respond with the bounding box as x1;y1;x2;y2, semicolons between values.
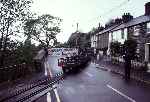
123;39;137;80
123;55;131;80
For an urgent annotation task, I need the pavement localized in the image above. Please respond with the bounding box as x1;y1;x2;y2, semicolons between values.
96;56;150;85
48;56;150;102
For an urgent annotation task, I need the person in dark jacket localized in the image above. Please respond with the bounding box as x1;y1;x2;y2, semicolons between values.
123;55;131;80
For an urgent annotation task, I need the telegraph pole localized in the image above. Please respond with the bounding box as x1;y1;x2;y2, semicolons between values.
76;22;79;32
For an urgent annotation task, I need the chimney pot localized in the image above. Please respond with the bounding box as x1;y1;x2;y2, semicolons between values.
145;2;150;15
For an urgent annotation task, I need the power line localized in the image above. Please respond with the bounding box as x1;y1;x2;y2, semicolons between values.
71;0;130;32
87;0;130;23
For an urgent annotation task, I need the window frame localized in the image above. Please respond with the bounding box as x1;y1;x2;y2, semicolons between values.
147;22;150;34
121;29;124;39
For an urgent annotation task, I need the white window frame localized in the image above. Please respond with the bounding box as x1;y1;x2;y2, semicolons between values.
147;22;150;33
121;29;124;39
133;25;140;36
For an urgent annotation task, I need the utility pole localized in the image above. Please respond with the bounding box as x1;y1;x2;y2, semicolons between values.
76;22;79;32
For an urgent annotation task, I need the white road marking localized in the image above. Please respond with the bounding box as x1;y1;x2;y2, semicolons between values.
54;86;61;102
107;84;136;102
44;63;48;76
86;72;93;77
47;92;51;102
46;61;61;102
44;62;51;102
96;64;99;66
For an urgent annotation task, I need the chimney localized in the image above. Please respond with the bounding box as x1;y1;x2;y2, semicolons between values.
115;18;122;24
145;2;150;15
122;13;133;23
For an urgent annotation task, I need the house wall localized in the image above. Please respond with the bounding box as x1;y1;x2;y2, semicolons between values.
111;28;127;44
144;22;150;62
108;23;147;62
91;34;97;48
128;23;147;62
97;32;109;54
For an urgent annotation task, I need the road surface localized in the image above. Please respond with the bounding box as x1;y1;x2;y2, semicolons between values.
45;56;150;102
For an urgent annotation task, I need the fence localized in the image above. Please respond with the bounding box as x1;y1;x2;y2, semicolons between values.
0;49;47;83
110;56;146;71
0;63;31;82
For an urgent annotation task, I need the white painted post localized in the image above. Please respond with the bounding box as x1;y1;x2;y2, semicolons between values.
145;44;149;62
145;44;150;72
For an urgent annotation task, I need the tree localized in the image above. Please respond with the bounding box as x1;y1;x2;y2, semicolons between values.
0;0;33;67
15;40;37;65
54;42;69;48
24;14;62;48
110;41;122;57
123;39;137;60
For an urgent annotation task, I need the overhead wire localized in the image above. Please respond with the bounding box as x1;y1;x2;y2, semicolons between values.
87;0;130;23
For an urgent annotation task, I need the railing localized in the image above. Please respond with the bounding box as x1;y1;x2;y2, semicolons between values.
110;56;146;71
0;63;30;82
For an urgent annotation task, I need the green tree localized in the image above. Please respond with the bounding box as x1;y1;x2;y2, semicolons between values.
16;41;36;65
123;39;137;60
0;0;33;67
110;41;122;57
24;14;62;48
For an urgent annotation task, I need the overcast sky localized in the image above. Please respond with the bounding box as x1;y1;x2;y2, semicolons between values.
31;0;150;43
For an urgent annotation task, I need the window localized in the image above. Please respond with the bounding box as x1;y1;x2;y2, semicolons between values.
147;22;150;33
121;29;124;39
133;25;140;36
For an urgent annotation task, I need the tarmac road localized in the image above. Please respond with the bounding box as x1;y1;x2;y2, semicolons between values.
47;56;150;102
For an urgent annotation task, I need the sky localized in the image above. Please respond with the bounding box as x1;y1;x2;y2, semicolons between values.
31;0;150;43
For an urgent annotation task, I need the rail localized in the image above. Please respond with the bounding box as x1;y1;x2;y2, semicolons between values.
0;72;63;102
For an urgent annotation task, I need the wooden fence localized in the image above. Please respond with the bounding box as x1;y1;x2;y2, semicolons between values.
0;63;31;82
0;49;47;83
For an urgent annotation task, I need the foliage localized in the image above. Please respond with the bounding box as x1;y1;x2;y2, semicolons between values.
0;0;33;67
110;39;137;59
110;41;122;57
54;42;69;48
123;39;137;60
24;14;62;47
2;39;37;66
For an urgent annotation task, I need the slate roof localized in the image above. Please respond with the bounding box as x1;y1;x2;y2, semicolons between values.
96;24;120;35
97;15;150;34
68;31;86;42
112;15;150;31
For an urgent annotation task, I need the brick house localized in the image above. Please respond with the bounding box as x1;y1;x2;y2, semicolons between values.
91;33;97;49
90;26;104;54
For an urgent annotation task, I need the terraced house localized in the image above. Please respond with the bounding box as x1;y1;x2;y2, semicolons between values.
95;2;150;69
110;2;150;62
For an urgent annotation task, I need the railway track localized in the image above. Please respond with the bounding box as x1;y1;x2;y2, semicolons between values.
0;72;64;102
